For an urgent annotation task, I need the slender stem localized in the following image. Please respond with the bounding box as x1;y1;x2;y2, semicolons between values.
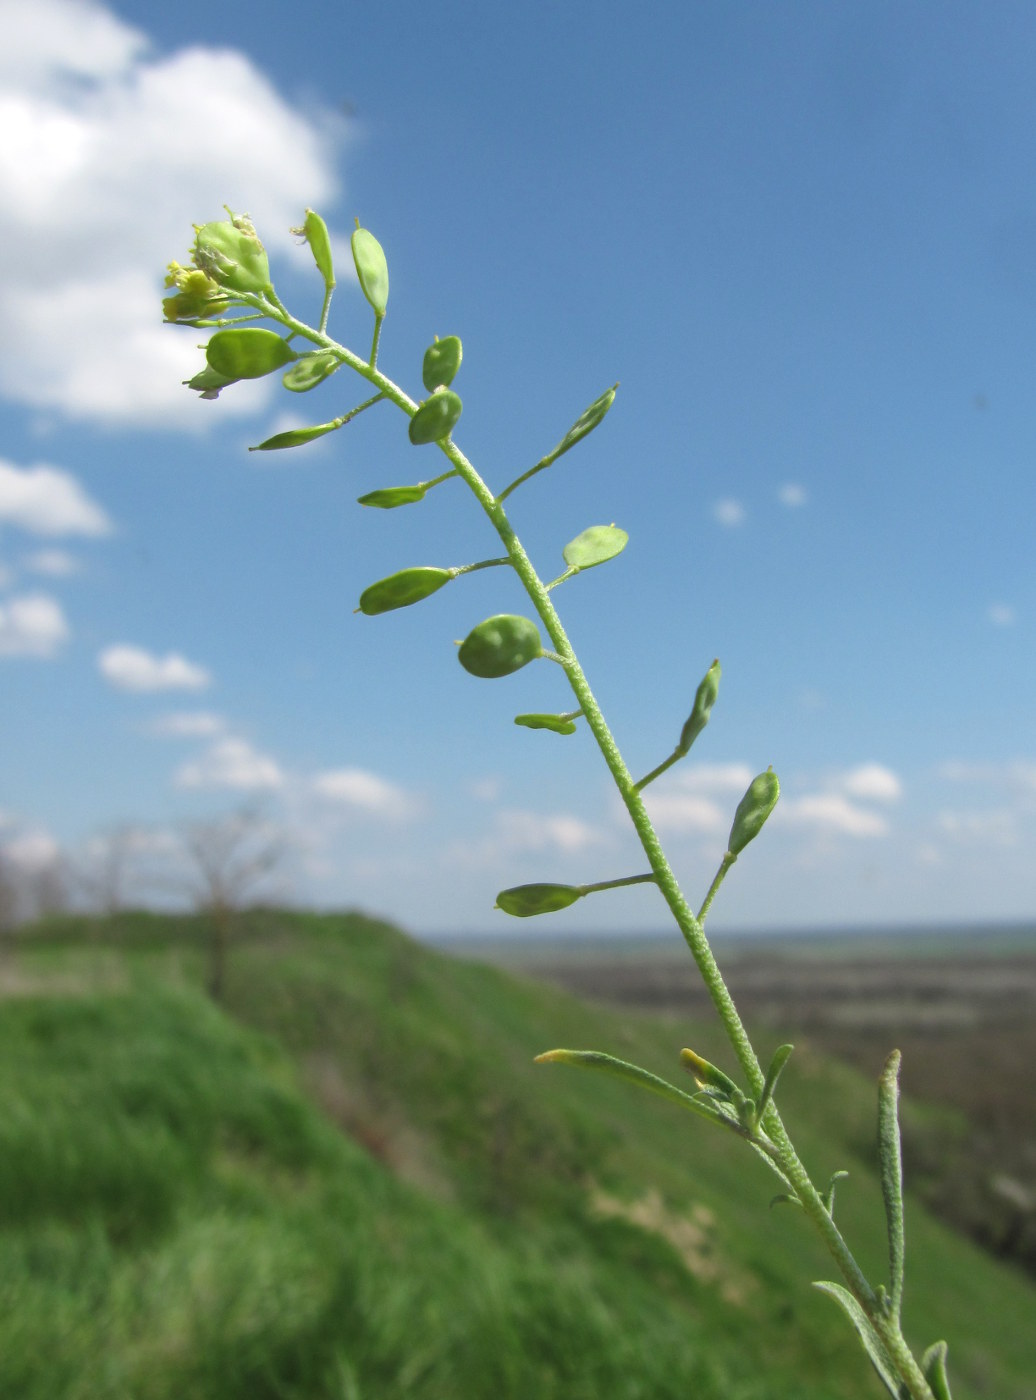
369;313;384;367
634;747;683;792
453;557;511;576
318;284;334;334
243;298;936;1400
697;853;735;924
580;873;657;895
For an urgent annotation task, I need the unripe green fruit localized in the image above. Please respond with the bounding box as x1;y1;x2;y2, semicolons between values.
495;883;583;917
358;568;453;615
206;328;296;380
458;614;543;678
409;390;463;445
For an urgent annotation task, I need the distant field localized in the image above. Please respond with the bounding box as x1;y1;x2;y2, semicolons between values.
441;923;1036;1280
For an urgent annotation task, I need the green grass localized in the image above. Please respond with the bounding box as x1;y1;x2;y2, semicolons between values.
3;909;1034;1399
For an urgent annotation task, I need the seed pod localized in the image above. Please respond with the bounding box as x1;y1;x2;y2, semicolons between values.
250;421;343;451
514;713;577;735
351;225;389;316
282;351;340;393
562;524;628;573
727;767;780;856
422;336;463;392
356;484;428;509
495;883;583;917
458;614;543;678
409;390;463;445
192;211;272;296
678;659;721;755
206;328;296;380
296;208;335;288
358;567;453;616
550;384;616;462
184;365;237;400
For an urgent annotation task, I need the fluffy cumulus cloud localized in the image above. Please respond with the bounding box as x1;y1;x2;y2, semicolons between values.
23;548;80;576
98;644;210;692
311;767;420;821
779;792;889;838
642;763;754;834
0;0;346;427
0;827;60;871
841;763;902;803
0;592;69;656
175;736;283;791
0;460;111;536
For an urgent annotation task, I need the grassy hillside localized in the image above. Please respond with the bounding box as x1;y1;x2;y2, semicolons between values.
2;909;1033;1399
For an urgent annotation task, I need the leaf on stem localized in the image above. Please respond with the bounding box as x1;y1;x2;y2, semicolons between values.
756;1043;794;1123
878;1050;906;1321
823;1169;851;1217
921;1342;953;1400
812;1282;905;1400
534;1048;739;1128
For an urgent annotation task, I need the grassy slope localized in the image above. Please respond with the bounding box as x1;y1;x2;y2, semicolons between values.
3;909;1033;1400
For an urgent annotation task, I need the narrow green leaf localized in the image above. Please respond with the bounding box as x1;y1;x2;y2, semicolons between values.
823;1169;851;1216
679;1048;741;1098
757;1043;794;1123
358;567;453;616
514;712;578;735
921;1342;953;1400
422;335;463;391
769;1193;803;1210
813;1282;904;1399
458;614;543;678
496;884;583;917
879;1050;906;1320
562;524;629;573
206;327;296;380
356;484;428;509
534;1049;736;1126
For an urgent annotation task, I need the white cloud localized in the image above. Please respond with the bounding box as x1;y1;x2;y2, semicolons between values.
1;828;59;871
0;592;68;656
780;793;888;837
0;0;346;427
641;764;754;834
311;767;419;821
23;547;80;576
643;791;726;834
0;460;111;536
495;808;608;854
937;808;1018;846
150;710;225;737
713;498;746;527
175;736;283;791
987;603;1016;627
841;763;902;803
778;483;808;507
938;760;1036;796
98;644;210;692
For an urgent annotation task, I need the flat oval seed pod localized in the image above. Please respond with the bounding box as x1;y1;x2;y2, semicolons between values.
495;883;583;917
250;421;342;451
562;524;628;572
678;659;721;755
351;226;389;315
193;213;271;295
207;328;296;380
727;767;780;856
514;713;577;735
282;351;340;393
358;567;453;615
422;336;463;392
458;614;543;678
356;485;428;509
409;390;463;445
551;384;616;461
302;208;335;287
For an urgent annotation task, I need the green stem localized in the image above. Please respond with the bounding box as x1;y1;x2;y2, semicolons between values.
580;873;658;896
246;299;935;1400
634;747;684;792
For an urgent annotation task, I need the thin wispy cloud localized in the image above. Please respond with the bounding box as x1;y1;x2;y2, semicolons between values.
778;483;808;507
150;711;226;738
987;603;1016;627
713;498;746;527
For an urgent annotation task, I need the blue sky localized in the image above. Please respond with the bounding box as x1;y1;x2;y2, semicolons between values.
1;0;1034;935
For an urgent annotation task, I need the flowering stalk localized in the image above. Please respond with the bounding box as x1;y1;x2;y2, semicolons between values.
162;210;947;1400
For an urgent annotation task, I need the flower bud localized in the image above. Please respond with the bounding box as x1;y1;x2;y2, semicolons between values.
409;390;463;445
458;614;543;678
358;567;453;615
496;883;583;917
163;265;229;323
422;336;463;392
727;767;780;856
192;210;272;296
206;328;296;380
351;225;389;316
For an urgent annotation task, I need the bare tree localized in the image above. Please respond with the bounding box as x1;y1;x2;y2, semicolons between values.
72;824;153;918
181;805;285;1001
